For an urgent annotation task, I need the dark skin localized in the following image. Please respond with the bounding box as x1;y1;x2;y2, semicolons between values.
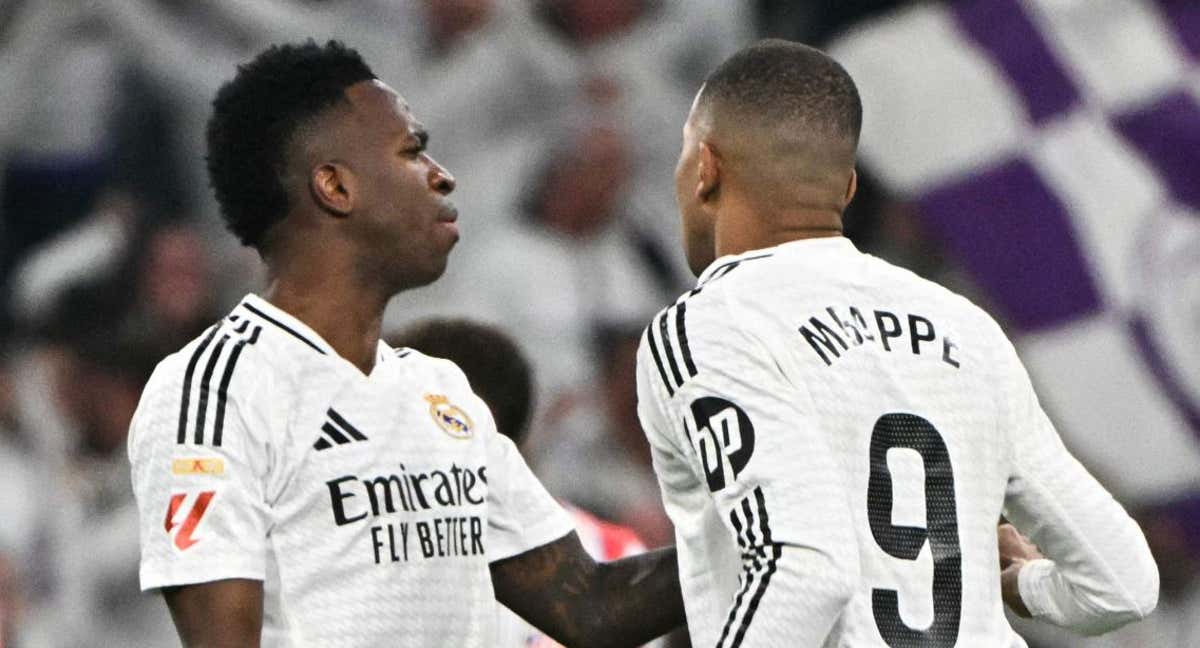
164;80;684;647
492;534;684;647
163;580;263;648
263;80;460;375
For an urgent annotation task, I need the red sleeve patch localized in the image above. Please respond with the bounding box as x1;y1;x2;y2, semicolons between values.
164;491;215;551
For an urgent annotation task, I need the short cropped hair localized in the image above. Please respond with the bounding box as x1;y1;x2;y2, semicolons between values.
388;320;535;445
206;40;375;249
699;39;862;151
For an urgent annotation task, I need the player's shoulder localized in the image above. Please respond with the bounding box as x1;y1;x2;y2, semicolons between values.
841;244;1006;340
637;251;777;397
389;346;472;389
134;296;332;440
393;345;468;381
147;308;287;395
654;248;779;325
691;248;781;302
874;253;981;310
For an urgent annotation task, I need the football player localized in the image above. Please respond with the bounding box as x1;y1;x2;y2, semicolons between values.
636;39;1158;647
129;40;682;647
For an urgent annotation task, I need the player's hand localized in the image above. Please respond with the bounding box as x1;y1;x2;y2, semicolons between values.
998;522;1043;569
998;523;1042;618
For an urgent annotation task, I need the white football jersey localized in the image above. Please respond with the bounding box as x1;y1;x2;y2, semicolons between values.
130;294;573;647
636;237;1157;647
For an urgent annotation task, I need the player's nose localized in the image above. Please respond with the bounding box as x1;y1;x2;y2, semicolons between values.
429;158;455;195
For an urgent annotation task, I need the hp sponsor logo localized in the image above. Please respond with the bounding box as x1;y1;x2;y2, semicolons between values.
686;397;755;492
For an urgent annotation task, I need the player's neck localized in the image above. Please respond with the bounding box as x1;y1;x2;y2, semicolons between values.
715;201;843;257
263;269;387;376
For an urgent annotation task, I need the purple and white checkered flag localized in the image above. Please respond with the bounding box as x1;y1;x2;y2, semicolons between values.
831;0;1200;503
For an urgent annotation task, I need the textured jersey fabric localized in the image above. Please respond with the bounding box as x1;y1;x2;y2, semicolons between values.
130;294;573;647
636;237;1157;647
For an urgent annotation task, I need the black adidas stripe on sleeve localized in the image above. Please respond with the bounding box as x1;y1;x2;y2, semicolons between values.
193;333;231;444
675;301;697;377
212;324;260;447
645;255;777;397
645;323;675;397
718;486;781;648
178;322;261;446
720;502;759;648
644;302;699;396
178;326;220;444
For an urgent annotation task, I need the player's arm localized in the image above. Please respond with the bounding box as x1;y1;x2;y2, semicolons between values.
636;302;859;647
162;579;263;648
483;427;684;646
129;353;274;645
996;335;1158;634
490;532;683;648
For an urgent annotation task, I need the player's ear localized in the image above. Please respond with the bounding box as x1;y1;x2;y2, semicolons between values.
311;162;355;217
844;168;858;206
697;142;721;203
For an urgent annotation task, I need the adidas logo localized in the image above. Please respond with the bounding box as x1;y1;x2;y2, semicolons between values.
314;408;368;450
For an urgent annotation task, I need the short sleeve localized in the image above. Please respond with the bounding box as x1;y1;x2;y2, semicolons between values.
484;432;573;562
129;357;273;591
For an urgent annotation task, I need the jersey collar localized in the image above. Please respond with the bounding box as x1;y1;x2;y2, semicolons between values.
234;294;337;356
234;295;403;380
696;236;858;285
770;235;859;259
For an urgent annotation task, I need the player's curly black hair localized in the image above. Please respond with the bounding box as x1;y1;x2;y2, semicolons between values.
205;40;376;249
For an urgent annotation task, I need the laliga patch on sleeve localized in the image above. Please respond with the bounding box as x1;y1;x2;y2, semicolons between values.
165;491;216;551
171;457;226;476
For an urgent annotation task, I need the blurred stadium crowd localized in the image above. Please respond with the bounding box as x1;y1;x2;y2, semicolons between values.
0;1;1196;646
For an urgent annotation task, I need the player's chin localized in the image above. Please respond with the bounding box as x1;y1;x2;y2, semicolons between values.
426;248;455;282
404;259;450;291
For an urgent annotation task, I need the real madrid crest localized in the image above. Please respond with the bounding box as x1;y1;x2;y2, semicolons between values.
424;393;474;439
